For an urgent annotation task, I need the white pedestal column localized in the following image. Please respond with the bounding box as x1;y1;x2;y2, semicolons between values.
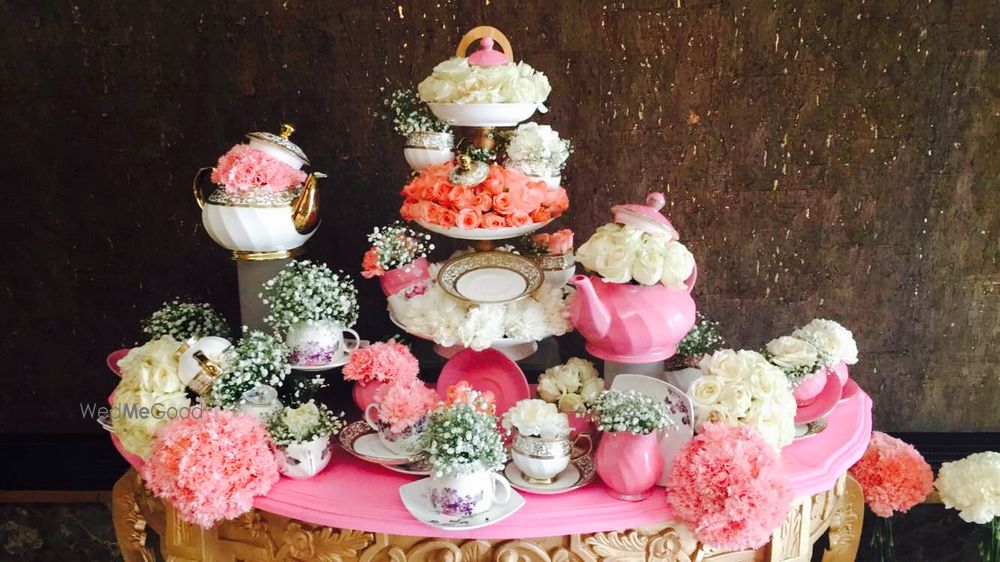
236;258;290;330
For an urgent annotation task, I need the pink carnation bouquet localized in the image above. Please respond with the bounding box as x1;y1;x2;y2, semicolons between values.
399;163;569;230
372;378;439;434
211;144;307;196
342;340;419;385
665;423;793;551
848;431;933;562
141;410;279;528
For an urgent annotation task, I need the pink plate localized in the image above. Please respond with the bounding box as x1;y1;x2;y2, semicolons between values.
839;377;861;402
107;348;129;377
436;348;530;415
794;371;843;424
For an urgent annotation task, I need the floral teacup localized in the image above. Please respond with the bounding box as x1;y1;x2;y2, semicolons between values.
365;404;425;458
429;465;512;516
286;319;360;367
510;430;592;484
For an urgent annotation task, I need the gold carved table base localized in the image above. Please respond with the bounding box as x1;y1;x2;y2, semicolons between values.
112;469;862;562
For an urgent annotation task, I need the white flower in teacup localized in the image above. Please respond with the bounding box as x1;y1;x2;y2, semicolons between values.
552;366;582;394
793;319;859;365
766;335;820;371
568;357;600;382
557;394;585;414
580;378;604;401
282;401;321;439
537;376;562;403
699;349;747;382
503;399;570;439
660;240;696;289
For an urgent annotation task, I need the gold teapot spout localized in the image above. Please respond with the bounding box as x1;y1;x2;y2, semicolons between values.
292;172;325;234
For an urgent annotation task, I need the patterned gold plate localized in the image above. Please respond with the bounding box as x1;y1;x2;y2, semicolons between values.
437;251;543;305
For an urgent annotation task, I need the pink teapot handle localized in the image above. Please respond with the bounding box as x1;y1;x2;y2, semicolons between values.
683;263;697;294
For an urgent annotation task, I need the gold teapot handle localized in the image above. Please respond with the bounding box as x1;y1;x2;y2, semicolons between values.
455;26;513;62
192;167;213;209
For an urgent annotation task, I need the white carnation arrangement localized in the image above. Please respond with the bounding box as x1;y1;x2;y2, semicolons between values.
792;318;859;366
688;349;798;449
387;263;572;350
418;58;551;104
141;299;230;341
112;336;192;458
537;357;604;413
502;399;570;439
587;389;673;435
260;260;359;332
266;400;345;448
504;122;572;176
576;223;696;289
935;451;1000;525
420;401;507;477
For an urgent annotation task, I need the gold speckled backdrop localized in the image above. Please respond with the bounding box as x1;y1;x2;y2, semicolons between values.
2;1;998;433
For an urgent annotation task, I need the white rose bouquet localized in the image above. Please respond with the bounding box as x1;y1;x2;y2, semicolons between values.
504;122;572;176
502;399;570;439
935;451;1000;561
576;223;696;289
418;58;551;104
266;400;345;448
537;357;604;414
588;389;673;435
689;349;797;448
792;318;859;366
112;336;192;458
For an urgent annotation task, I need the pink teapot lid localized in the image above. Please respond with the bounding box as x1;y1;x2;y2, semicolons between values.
467;37;510;66
611;192;680;239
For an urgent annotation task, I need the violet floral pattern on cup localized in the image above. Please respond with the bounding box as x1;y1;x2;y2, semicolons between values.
430;487;484;516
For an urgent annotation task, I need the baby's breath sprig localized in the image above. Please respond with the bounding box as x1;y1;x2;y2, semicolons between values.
419;403;507;477
382;89;450;137
266;400;345;448
587;389;673;435
367;222;434;271
260;260;359;332
141;299;230;341
205;329;291;409
677;313;725;358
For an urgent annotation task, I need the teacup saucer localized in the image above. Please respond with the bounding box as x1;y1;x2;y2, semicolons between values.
794;417;828;440
399;478;525;531
338;420;416;466
291;355;350;372
503;455;595;495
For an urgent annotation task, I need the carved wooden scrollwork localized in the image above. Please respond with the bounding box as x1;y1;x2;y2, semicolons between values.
111;469;864;562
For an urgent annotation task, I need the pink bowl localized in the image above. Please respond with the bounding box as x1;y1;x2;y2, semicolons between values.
792;369;829;405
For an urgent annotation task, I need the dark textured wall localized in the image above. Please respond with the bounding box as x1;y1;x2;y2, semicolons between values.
2;0;998;434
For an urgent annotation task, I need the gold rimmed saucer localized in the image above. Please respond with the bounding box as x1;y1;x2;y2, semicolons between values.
437;251;543;305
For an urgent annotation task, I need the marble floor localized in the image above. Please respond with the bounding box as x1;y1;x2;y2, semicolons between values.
0;501;987;562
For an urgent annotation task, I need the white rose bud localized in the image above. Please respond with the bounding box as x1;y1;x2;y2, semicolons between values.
660;240;696;289
689;375;723;406
557;394;585;414
537;376;562;402
580;378;604;400
766;335;820;370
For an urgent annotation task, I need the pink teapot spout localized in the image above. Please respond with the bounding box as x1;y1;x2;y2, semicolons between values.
570;275;612;340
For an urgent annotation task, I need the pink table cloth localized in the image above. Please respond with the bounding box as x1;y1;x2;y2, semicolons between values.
113;389;871;540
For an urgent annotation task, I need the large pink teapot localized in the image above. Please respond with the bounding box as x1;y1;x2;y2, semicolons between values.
569;193;697;363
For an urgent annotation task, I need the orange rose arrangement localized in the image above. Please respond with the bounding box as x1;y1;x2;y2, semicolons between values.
400;163;569;230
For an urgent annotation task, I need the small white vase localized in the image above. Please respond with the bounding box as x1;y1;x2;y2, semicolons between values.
428;464;512;516
285;319;360;367
277;435;331;479
405;131;455;171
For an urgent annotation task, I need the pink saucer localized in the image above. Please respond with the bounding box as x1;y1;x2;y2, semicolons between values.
839;378;861;402
794;371;843;424
436;349;530;415
107;348;129;377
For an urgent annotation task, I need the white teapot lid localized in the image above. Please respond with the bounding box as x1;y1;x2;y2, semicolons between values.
246;123;310;165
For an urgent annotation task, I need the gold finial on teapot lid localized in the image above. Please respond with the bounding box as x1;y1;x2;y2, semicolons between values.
247;124;309;165
449;154;489;187
279;123;295;139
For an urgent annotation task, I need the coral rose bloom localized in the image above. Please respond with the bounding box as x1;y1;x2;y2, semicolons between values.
483;213;507;229
530;208;551;223
507;211;531;227
361;248;384;279
456;209;483;229
439;209;458;228
493;192;515;215
508;180;547;213
545;188;570;216
448;185;476;208
474;193;493;213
